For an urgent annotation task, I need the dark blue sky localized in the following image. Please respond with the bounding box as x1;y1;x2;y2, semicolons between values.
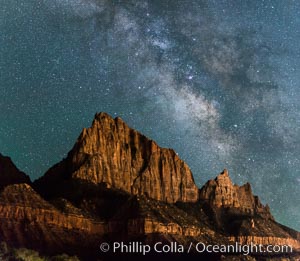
1;0;299;230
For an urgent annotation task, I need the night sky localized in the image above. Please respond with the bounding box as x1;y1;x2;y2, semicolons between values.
1;0;299;230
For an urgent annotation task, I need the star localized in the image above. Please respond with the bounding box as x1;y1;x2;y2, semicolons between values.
1;0;299;231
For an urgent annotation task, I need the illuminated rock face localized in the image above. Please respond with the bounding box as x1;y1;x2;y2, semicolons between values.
199;169;273;219
36;112;199;203
0;113;299;259
0;184;105;233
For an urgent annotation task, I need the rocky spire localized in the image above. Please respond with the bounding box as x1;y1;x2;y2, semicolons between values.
199;169;273;219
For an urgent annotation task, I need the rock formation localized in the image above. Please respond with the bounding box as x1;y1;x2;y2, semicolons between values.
35;112;198;203
0;112;299;260
0;154;31;190
199;169;273;219
0;183;105;233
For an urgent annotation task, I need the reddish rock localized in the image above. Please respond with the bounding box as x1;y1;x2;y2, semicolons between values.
0;183;107;256
1;113;299;259
36;112;198;203
0;183;106;232
199;169;273;219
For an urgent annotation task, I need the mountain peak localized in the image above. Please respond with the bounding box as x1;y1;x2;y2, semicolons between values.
2;113;299;259
199;169;272;218
0;154;31;190
93;112;125;126
214;168;231;184
35;112;199;203
220;168;229;176
95;111;112;119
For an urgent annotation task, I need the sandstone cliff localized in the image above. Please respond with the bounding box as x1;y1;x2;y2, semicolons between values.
0;113;299;260
0;183;107;257
0;183;106;233
35;112;198;203
199;169;272;219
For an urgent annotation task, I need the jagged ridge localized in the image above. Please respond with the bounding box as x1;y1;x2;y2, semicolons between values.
199;169;273;219
0;112;299;260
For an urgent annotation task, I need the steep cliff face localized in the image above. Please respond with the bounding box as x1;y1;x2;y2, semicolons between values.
199;169;272;219
0;154;31;190
35;112;198;203
1;113;299;260
197;169;300;253
0;184;106;233
0;183;107;257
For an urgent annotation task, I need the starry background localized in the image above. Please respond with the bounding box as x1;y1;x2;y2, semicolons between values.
1;0;299;230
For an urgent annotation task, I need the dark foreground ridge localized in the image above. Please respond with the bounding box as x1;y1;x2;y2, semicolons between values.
0;112;299;261
0;153;31;190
